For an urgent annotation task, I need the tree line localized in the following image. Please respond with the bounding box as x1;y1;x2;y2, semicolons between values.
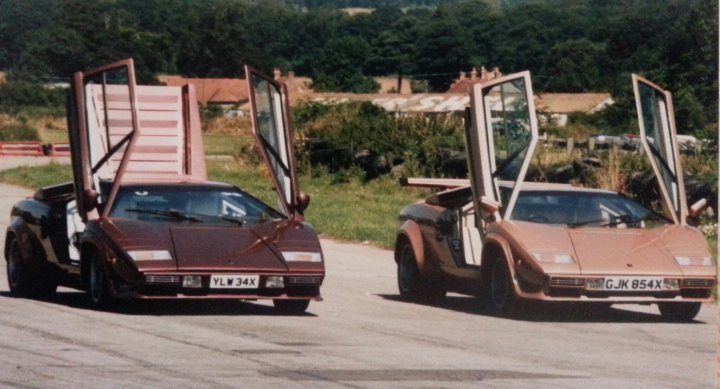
0;0;717;135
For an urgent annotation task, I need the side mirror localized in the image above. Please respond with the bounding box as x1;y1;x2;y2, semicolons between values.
296;192;311;214
83;188;99;210
688;198;708;218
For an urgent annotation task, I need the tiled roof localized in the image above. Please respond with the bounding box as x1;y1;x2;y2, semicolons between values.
447;67;503;94
292;91;613;114
535;93;613;113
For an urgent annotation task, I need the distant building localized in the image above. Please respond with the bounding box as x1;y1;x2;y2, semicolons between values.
446;66;503;94
158;75;248;116
157;70;612;123
273;69;314;96
535;93;614;126
294;92;469;113
295;90;613;122
340;7;374;16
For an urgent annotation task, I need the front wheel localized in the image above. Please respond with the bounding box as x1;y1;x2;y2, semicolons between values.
6;238;30;296
486;257;517;313
88;251;112;307
397;241;445;303
273;299;310;314
658;302;701;322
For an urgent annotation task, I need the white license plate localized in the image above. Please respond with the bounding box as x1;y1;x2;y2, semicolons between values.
209;275;259;289
602;277;664;291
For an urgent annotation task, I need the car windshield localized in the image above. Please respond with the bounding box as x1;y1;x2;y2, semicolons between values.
510;190;670;228
109;185;285;226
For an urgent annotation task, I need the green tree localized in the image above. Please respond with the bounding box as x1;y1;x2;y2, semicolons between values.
311;36;379;93
539;39;607;92
414;10;473;91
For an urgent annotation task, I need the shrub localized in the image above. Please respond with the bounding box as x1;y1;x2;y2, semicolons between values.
0;80;65;117
292;101;465;178
0;114;40;141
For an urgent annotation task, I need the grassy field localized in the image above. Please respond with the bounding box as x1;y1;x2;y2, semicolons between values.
0;160;427;249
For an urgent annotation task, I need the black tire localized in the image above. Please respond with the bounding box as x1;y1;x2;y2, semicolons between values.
6;237;31;296
273;299;310;314
658;302;701;322
88;251;112;307
397;241;445;303
486;257;517;313
6;237;58;298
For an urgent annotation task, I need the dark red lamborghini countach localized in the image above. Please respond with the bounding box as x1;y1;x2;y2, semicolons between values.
4;59;323;313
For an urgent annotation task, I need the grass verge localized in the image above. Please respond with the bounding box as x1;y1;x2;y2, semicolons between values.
0;161;427;249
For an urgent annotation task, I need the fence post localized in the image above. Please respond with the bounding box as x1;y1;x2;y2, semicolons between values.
566;137;574;154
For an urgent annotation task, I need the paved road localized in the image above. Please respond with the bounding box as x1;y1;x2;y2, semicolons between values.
0;181;716;388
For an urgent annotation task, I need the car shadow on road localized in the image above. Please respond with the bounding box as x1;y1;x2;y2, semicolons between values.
377;294;708;324
0;291;318;317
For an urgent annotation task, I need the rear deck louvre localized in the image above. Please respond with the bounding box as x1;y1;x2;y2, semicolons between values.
88;85;186;180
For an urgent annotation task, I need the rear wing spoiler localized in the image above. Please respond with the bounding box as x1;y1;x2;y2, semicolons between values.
399;177;470;190
400;177;471;207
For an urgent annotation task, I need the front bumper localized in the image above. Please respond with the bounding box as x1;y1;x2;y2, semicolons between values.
112;272;324;300
515;273;716;303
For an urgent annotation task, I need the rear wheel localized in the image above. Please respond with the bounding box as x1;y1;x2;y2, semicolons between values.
5;237;56;297
397;240;445;302
273;299;310;314
6;238;30;295
88;251;111;307
658;302;701;322
486;256;517;313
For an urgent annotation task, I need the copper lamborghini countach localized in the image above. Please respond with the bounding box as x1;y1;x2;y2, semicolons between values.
394;72;715;321
5;59;323;313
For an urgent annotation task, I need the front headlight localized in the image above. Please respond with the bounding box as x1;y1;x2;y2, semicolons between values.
281;251;322;263
128;250;173;261
674;256;712;267
532;253;576;265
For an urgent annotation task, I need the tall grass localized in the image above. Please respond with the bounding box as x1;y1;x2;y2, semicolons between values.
205;160;427;248
0;114;40;141
0;162;72;188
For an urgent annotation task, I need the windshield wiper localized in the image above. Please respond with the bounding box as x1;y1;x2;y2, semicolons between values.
125;208;203;223
569;214;643;229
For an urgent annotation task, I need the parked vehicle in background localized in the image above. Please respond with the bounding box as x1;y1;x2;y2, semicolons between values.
5;59;324;313
394;72;715;322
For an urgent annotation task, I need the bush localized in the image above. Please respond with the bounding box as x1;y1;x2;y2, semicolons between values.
292;101;465;178
0;80;66;117
0;114;40;141
200;104;225;124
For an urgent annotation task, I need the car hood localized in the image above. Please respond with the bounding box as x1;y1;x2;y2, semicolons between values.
105;218;319;272
505;222;709;276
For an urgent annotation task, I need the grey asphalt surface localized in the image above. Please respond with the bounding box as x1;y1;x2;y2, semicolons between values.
0;157;716;388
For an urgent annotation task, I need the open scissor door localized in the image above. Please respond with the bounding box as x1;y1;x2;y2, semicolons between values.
632;74;687;224
68;58;206;221
466;71;539;224
246;66;302;218
69;59;139;221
